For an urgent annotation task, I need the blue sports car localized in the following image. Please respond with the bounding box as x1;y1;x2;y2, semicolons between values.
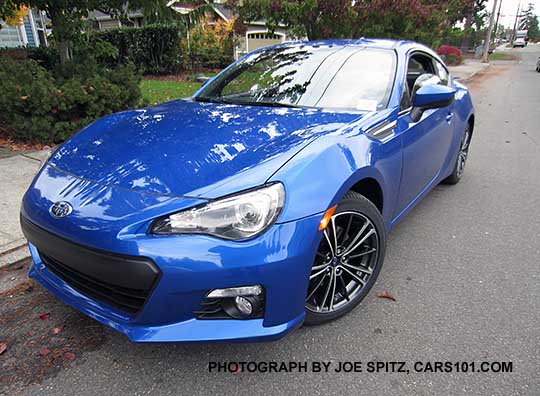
21;39;474;342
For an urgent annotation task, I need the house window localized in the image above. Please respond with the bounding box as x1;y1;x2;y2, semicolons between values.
247;33;281;40
0;23;24;47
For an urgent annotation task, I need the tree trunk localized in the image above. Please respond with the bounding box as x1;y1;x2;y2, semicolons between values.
58;40;73;64
48;10;73;65
460;14;473;52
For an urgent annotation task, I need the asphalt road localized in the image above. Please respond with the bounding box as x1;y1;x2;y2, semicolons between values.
7;45;540;396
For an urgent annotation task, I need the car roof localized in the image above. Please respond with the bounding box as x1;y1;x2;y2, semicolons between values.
259;38;443;66
267;38;420;51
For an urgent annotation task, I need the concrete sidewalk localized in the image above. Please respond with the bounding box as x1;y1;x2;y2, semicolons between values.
0;150;49;267
448;58;491;81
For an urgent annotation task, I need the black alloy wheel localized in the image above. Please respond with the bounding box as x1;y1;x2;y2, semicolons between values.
305;192;386;325
443;124;471;185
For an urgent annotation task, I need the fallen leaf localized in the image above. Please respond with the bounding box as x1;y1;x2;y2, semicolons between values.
377;290;397;301
39;313;50;320
52;324;65;335
20;95;29;100
64;351;76;361
0;342;7;355
39;348;51;357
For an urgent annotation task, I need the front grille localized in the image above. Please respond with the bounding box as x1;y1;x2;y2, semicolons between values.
40;252;150;314
21;214;160;315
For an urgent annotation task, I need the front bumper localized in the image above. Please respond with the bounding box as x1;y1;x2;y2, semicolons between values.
24;213;322;342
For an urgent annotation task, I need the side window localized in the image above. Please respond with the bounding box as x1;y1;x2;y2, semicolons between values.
400;83;411;110
401;54;435;111
434;61;449;85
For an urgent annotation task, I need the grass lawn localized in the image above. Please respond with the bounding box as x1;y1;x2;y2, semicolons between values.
489;52;518;61
140;79;202;105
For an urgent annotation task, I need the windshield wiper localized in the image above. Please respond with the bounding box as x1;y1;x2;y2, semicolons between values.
192;96;230;104
194;96;303;109
225;99;302;109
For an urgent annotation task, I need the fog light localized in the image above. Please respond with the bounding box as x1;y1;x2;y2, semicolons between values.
223;295;261;319
198;285;265;320
234;296;253;316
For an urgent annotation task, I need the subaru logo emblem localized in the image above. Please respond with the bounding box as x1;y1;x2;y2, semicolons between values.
50;201;73;218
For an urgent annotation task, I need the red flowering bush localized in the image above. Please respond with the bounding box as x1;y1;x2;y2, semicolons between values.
437;45;462;57
437;45;463;66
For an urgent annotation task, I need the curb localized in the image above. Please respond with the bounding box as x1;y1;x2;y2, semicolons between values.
462;63;491;82
0;242;30;269
450;62;491;83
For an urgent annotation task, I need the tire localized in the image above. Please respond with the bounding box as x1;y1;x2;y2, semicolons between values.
443;124;471;185
304;191;386;325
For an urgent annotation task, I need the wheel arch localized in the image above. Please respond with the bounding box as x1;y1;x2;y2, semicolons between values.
349;177;384;214
468;113;475;135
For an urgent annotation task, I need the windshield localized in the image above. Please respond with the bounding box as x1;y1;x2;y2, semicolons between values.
195;44;397;112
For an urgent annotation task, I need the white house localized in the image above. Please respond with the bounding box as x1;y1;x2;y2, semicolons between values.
0;9;48;48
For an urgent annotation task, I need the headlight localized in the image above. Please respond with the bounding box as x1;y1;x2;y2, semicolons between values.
150;183;285;240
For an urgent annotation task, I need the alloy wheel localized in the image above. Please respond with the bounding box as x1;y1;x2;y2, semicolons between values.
306;211;379;313
456;128;470;178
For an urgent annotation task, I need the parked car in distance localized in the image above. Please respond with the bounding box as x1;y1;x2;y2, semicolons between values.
513;37;527;47
21;39;475;343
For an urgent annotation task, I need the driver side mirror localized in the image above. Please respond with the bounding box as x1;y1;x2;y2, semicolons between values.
411;83;456;122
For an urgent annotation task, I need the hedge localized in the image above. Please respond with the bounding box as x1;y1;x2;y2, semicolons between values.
0;57;142;143
91;24;183;75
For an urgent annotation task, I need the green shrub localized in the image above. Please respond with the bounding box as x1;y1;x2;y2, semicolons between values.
27;46;60;71
0;58;142;143
0;46;59;71
184;21;235;70
91;24;183;75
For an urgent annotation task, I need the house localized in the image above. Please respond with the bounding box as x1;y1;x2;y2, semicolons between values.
88;10;145;30
91;1;294;59
0;9;49;48
168;1;293;58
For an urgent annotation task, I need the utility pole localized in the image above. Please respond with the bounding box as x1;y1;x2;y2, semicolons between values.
482;0;498;63
512;1;521;42
492;0;503;46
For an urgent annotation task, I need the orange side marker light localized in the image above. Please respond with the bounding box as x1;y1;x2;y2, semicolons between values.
318;205;337;231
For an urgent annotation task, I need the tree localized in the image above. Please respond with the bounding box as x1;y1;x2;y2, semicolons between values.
2;4;30;26
229;0;486;47
229;0;354;40
0;0;21;28
453;0;487;50
5;0;175;65
523;2;539;41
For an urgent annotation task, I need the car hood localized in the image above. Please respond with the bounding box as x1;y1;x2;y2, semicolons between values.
49;100;362;198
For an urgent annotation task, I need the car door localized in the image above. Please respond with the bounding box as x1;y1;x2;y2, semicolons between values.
394;52;454;215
